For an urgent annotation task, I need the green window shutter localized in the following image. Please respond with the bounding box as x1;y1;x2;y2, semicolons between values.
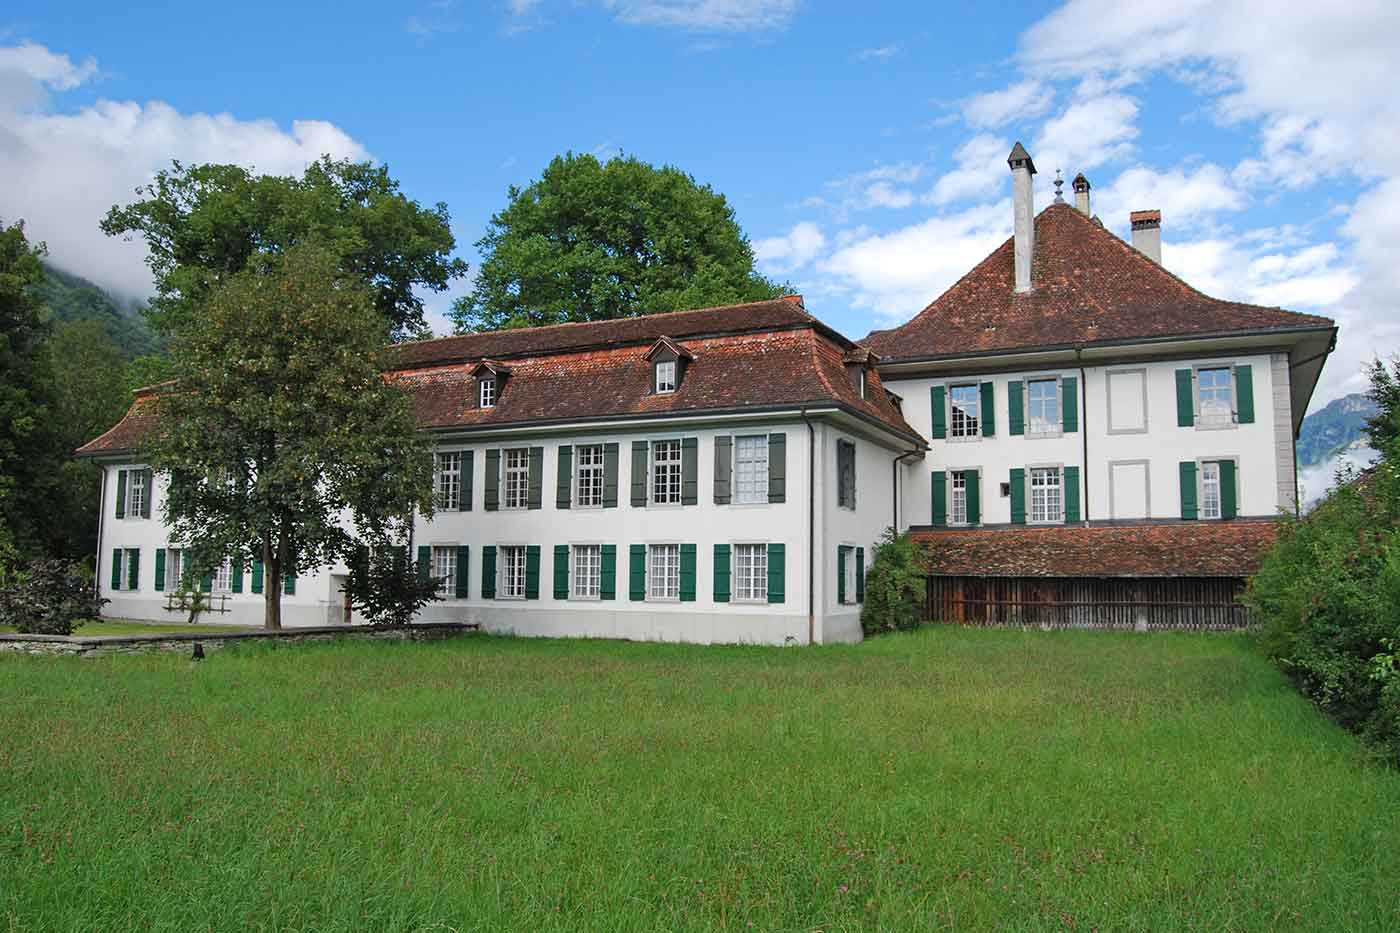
1176;369;1194;427
524;545;541;599
231;560;243;594
767;543;785;604
630;442;648;507
713;544;731;602
966;470;981;525
714;435;732;504
461;450;474;511
602;443;619;508
1220;460;1238;519
930;386;946;439
142;470;153;518
553;544;570;599
1234;365;1255;424
628;545;646;601
679;544;696;601
931;471;947;526
252;559;264;594
1062;376;1079;433
115;469;127;519
283;568;296;595
1010;468;1027;524
110;549;122;590
481;546;497;599
980;381;996;436
855;547;865;603
1008;380;1025;435
455;546;470;599
527;447;544;510
1064;466;1081;523
1179;461;1198;519
200;570;213;593
556;446;572;509
837;547;847;604
484;449;500;511
154;548;166;592
600;545;617;600
681;438;698;505
126;549;139;591
768;433;786;503
417;546;431;582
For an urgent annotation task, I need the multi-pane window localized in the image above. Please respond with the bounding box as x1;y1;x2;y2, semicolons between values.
435;451;462;510
432;546;458;596
503;448;529;510
648;544;680;600
1030;467;1062;523
734;543;767;602
1027;378;1060;435
951;472;967;525
575;445;604;508
1198;367;1233;426
164;548;184;591
113;548;136;591
651;440;682;505
734;436;769;504
655;360;677;393
127;470;148;518
837;440;856;509
950;384;980;438
843;548;857;604
212;558;233;593
572;544;601;599
499;545;527;598
1201;461;1222;519
479;377;496;408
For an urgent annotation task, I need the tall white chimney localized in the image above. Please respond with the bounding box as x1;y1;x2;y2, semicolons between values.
1131;210;1162;264
1008;142;1036;293
1072;173;1091;216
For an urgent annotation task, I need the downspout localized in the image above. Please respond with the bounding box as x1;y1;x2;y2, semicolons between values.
1076;348;1090;524
94;464;107;601
891;447;922;532
802;408;815;646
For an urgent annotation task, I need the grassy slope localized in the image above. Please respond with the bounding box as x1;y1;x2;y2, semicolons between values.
2;628;1397;930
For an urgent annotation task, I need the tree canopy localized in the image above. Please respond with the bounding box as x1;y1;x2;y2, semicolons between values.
451;153;785;332
102;158;468;340
143;247;435;628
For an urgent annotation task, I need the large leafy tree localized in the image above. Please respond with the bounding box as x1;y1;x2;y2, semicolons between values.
452;153;785;331
102;158;468;339
143;247;435;629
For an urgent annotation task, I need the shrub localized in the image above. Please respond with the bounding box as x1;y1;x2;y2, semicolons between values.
0;558;108;635
860;527;925;637
344;545;442;627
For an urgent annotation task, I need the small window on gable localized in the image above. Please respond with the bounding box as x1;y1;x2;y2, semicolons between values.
655;360;677;394
479;377;496;409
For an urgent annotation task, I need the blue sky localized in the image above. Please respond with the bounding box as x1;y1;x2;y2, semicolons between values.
4;1;1398;407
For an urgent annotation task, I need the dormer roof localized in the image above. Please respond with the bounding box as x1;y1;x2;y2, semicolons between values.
644;336;694;361
469;360;512;378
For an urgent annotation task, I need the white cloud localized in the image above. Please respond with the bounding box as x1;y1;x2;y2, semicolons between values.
813;162;925;217
858;42;903;61
1032;92;1139;175
600;0;800;31
925;134;1009;206
962;80;1053;130
0;41;369;300
754;221;825;273
1090;162;1245;232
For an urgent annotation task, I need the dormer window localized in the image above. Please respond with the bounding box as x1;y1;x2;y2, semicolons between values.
470;360;510;409
479;377;496;409
655;360;677;394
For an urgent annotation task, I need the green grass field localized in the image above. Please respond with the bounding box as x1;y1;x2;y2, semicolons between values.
0;619;257;637
3;628;1397;930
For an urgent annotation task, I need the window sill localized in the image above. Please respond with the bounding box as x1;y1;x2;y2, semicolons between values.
945;435;982;444
733;597;769;605
1025;429;1064;440
647;502;686;509
1194;421;1238;431
569;594;602;602
646;596;681;603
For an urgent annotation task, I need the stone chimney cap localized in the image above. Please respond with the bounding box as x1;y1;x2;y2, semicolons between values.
1072;172;1090;192
1007;141;1037;175
1130;210;1161;229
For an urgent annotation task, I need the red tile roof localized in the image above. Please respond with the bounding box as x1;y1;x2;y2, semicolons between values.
863;204;1333;362
76;297;924;457
911;519;1281;578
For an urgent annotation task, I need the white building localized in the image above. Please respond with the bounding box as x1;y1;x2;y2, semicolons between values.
78;143;1336;639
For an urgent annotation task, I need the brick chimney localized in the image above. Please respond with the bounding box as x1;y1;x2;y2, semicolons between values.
1007;142;1036;293
1130;210;1161;264
1072;173;1091;216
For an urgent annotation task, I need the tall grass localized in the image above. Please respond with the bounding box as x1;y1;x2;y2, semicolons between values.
3;628;1398;930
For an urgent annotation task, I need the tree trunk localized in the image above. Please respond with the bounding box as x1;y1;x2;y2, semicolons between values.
263;535;282;630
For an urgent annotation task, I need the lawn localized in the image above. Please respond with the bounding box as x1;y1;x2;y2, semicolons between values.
2;628;1397;930
0;618;257;637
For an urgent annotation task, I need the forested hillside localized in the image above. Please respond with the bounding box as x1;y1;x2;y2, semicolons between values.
32;262;158;358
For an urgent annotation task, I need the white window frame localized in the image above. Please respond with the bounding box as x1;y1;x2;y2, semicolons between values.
126;469;148;519
733;435;769;505
948;383;981;440
842;545;857;605
574;444;604;509
1025;376;1062;438
163;548;184;591
733;542;768;603
1105;368;1149;435
837;439;856;510
498;545;527;599
647;543;680;601
1029;466;1063;525
113;549;132;592
1200;460;1223;520
503;448;529;510
1194;365;1236;429
650;439;683;506
211;557;233;594
572;544;602;600
432;546;458;596
951;471;967;526
479;377;496;409
434;451;462;511
654;360;677;394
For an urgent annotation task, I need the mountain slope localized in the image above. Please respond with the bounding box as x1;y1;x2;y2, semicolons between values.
32;262;158;358
1297;393;1379;508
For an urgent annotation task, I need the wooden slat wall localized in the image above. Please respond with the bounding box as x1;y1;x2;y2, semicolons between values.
924;575;1253;631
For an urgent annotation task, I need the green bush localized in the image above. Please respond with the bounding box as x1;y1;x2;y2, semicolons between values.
345;545;442;627
860;527;925;637
0;558;108;635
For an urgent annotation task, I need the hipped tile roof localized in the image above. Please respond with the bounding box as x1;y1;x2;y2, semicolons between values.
863;204;1333;362
911;519;1281;578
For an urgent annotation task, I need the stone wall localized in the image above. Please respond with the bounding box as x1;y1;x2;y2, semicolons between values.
0;622;477;657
